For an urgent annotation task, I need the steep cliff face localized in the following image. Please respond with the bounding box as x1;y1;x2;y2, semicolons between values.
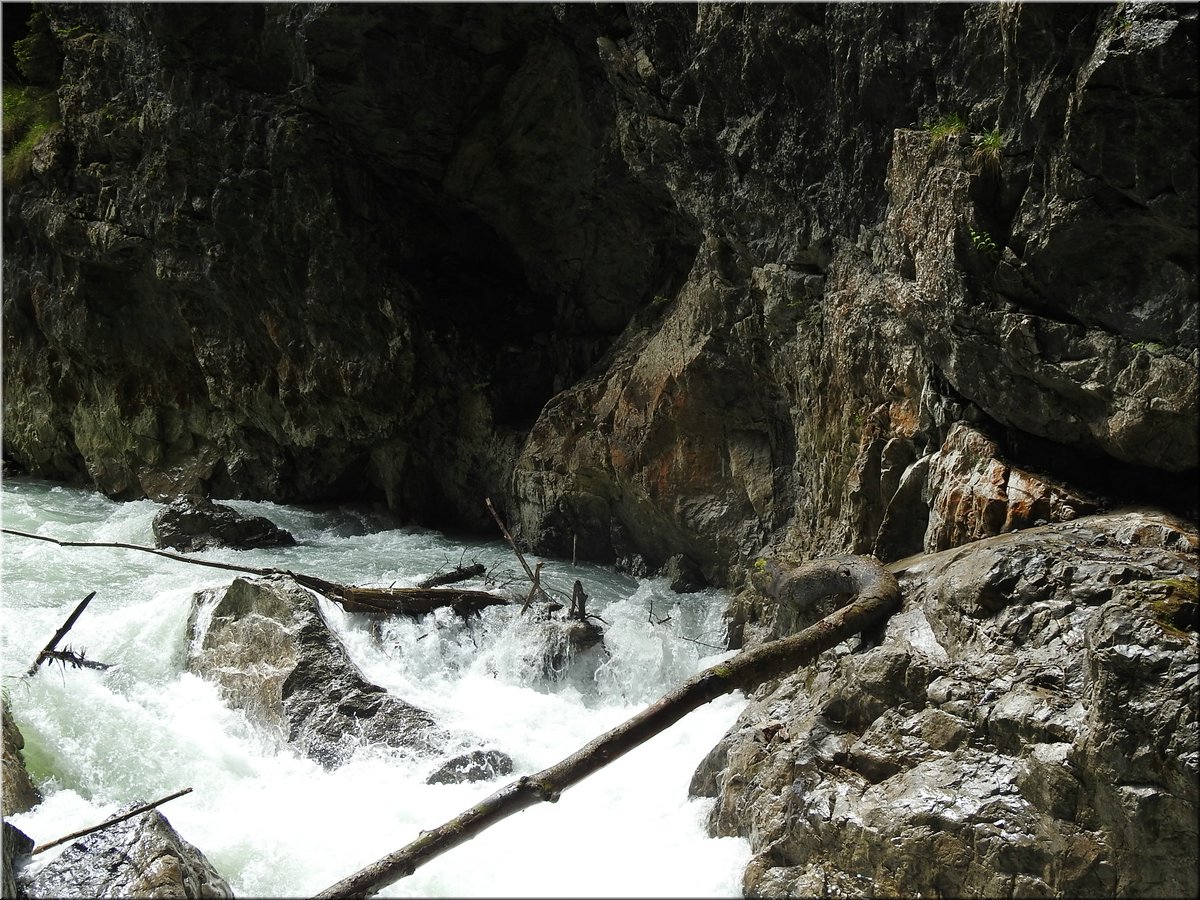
3;3;1196;570
512;2;1198;582
2;2;694;528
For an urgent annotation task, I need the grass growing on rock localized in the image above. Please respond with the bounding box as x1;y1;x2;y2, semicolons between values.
1;84;61;187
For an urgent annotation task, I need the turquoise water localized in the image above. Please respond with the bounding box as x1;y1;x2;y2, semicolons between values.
1;478;750;897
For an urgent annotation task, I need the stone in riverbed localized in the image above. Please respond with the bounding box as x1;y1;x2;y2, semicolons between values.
18;807;231;899
187;575;443;768
152;495;296;553
425;749;514;785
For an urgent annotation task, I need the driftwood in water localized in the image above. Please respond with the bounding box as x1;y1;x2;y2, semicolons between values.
314;554;901;899
484;498;549;610
330;585;508;617
26;591;112;676
38;649;112;672
31;787;193;855
416;563;487;590
2;528;507;620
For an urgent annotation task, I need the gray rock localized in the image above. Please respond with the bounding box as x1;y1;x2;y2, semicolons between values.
698;511;1198;898
187;576;442;768
425;749;514;786
20;807;231;899
662;554;707;593
153;496;295;553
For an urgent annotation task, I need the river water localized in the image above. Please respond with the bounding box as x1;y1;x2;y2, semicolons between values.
1;477;751;897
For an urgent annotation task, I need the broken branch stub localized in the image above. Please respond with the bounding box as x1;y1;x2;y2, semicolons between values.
27;591;103;676
315;555;900;898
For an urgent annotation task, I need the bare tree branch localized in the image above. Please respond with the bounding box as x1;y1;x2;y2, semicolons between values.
31;787;194;855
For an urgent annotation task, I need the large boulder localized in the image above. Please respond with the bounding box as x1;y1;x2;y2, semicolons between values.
153;496;296;553
186;576;442;767
19;807;231;899
696;510;1198;897
2;698;42;816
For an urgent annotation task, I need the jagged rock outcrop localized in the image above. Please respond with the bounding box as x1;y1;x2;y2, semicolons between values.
3;4;1194;582
18;806;231;899
693;510;1199;898
512;2;1198;581
2;698;42;816
152;494;295;552
186;575;442;767
1;3;692;528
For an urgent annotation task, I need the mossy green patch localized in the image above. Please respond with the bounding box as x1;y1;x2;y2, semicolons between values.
1146;576;1198;637
2;84;61;187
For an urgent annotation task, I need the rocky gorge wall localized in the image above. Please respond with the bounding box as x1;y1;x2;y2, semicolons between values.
4;3;1195;583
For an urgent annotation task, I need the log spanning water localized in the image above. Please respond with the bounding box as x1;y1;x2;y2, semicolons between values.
315;555;899;897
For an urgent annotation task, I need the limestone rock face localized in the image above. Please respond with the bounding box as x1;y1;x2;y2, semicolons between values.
2;4;1193;581
511;2;1198;579
152;495;295;552
19;807;231;899
922;422;1099;552
187;575;442;767
2;699;42;816
695;510;1199;898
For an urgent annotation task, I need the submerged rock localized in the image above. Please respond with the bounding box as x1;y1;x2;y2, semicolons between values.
697;510;1199;898
426;749;514;785
19;807;231;899
187;575;442;768
153;496;295;553
2;699;42;816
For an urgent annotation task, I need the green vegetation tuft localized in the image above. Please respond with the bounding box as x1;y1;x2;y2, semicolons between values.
925;113;967;145
969;225;1000;261
972;129;1004;176
1146;576;1198;637
2;84;61;187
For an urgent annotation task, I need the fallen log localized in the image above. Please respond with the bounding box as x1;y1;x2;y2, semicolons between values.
330;585;508;617
417;563;487;590
2;528;508;619
314;554;900;899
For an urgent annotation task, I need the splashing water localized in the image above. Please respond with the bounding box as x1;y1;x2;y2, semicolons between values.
1;478;750;897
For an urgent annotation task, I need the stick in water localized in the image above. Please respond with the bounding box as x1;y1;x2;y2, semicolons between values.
31;787;194;855
27;591;98;676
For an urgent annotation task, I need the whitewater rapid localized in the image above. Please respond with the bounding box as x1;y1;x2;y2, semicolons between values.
1;478;750;897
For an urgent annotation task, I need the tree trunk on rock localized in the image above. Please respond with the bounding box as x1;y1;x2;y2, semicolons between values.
315;554;900;898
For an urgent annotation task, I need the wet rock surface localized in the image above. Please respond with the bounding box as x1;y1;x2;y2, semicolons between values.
186;575;442;768
152;495;296;552
694;510;1199;898
19;807;231;899
425;749;514;786
2;698;42;816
